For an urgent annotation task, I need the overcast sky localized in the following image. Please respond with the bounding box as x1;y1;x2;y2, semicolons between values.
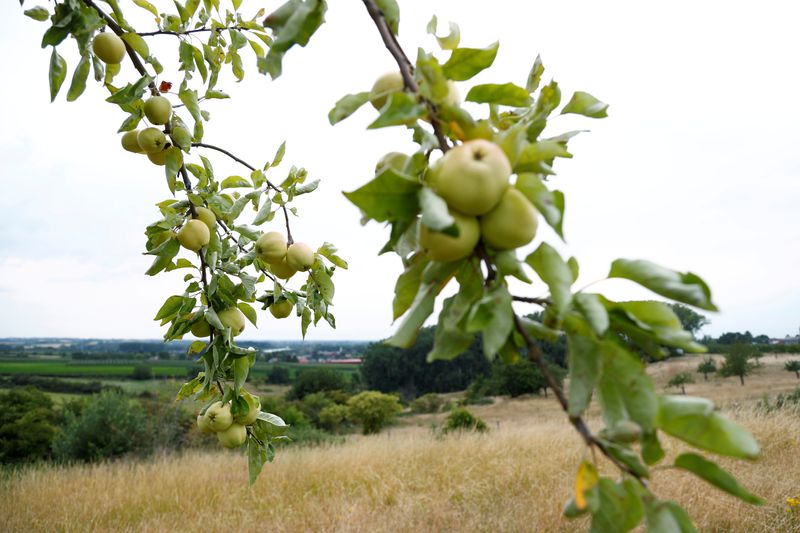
0;0;798;341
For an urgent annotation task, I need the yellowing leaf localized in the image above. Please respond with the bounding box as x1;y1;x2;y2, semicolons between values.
574;460;599;511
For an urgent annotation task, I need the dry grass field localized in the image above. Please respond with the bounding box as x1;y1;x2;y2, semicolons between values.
2;354;799;532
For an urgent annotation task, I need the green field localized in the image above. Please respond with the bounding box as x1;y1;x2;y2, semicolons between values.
0;358;360;380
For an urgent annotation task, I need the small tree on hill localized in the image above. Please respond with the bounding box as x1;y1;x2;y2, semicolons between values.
667;372;694;394
346;391;402;435
785;360;800;379
697;357;717;381
719;344;759;386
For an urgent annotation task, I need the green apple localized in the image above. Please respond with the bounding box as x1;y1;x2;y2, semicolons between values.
255;231;288;264
147;148;168;166
370;71;404;110
375;152;409;175
480;188;539;250
121;130;144;153
204;401;233;432
270;299;293;319
218;307;245;336
144;95;172;125
193;206;216;231
177;219;210;252
190;318;211;337
196;413;214;434
92;32;126;64
235;390;261;425
269;257;297;280
429;139;511;215
443;80;460;107
217;423;247;448
419;209;480;262
286;242;315;271
137;127;167;154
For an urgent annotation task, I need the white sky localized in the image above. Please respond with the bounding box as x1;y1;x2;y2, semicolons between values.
0;0;798;341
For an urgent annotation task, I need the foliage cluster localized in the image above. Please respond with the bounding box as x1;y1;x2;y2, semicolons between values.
442;407;487;434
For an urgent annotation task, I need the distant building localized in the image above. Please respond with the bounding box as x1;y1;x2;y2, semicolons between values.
325;358;362;365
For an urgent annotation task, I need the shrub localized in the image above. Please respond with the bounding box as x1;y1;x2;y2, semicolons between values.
410;393;444;413
299;392;334;426
260;396;310;428
131;365;153;380
346;391;403;435
287;368;348;400
266;365;291;385
52;391;150;461
318;404;349;433
442;407;487;434
0;388;58;463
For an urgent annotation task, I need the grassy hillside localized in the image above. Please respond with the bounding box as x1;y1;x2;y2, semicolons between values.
1;354;799;532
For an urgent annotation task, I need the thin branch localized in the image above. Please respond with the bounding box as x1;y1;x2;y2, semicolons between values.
137;26;246;37
82;0;158;95
476;242;496;286
282;204;294;245
360;0;450;153
512;313;649;486
512;295;551;306
191;142;280;192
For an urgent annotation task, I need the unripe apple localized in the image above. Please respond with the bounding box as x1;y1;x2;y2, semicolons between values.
235;390;261;425
269;257;297;280
191;318;211;337
255;231;288;264
370;71;404;110
429;139;511;215
375;152;409;175
270;299;293;319
196;413;214;434
218;307;246;336
147;148;168;166
419;209;480;262
443;80;460;107
137;127;167;154
193;206;216;231
121;130;144;153
286;242;315;271
204;401;233;432
177;219;210;252
144;95;172;125
217;423;247;448
480;188;539;250
92;32;126;64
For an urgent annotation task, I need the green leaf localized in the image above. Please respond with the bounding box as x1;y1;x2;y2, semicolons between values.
493;250;532;284
418;187;455;232
328;91;371;125
24;6;50;21
466;83;532;107
221;175;251;189
120;32;150;59
132;0;159;19
392;254;428;320
48;48;67;102
515;141;572;175
433;20;460;50
589;478;643;533
374;0;400;35
317;242;348;269
427;262;482;362
252;197;273;226
574;293;609;336
238;302;257;327
175;373;204;400
645;500;697;533
566;329;601;418
525;243;573;323
310;265;335;304
514;173;565;238
295;179;319;195
518;317;559;343
66;56;90;102
600;439;649;478
674;453;763;504
608;259;718;311
471;284;513;359
598;342;657;433
248;438;268;486
343;168;421;223
257;411;287;427
562;91;609;118
153;295;193;322
233;354;250;394
656;395;760;459
368;92;426;129
606;300;706;352
641;430;666;465
526;54;544;93
442;42;499;81
188;340;206;354
271;141;286;167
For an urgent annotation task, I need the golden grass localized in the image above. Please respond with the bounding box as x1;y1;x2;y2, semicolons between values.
2;354;799;532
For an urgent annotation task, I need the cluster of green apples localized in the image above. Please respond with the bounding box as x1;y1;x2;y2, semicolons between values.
190;306;246;338
254;231;316;317
120;95;183;166
414;139;540;262
196;390;261;449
